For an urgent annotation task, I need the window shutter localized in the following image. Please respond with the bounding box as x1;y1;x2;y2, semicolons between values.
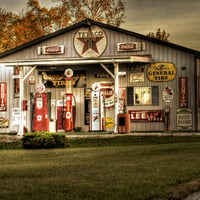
127;87;134;106
152;86;159;105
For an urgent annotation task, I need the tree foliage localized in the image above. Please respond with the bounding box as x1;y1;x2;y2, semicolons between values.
147;28;170;41
0;0;126;53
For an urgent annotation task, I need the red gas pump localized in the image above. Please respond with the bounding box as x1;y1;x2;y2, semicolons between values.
33;92;49;131
62;69;74;132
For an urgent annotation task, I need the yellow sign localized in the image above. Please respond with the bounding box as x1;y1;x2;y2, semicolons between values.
147;63;176;82
105;118;114;128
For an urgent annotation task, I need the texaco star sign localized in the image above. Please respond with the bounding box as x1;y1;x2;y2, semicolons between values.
74;25;107;57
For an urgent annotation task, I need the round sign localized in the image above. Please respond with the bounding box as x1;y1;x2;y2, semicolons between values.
74;25;107;57
65;68;73;78
162;86;174;102
36;84;45;93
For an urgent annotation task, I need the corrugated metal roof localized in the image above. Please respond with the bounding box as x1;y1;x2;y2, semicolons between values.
0;18;199;58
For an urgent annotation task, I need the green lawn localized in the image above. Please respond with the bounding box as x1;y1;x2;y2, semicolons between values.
1;138;200;200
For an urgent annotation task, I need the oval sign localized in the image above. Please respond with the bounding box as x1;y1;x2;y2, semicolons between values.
147;63;176;82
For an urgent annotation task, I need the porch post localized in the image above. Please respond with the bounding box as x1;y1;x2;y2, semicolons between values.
113;62;119;134
18;67;24;136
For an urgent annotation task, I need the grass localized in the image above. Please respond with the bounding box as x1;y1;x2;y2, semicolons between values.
1;136;200;199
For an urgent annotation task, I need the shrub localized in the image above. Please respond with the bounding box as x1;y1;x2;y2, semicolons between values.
22;131;69;149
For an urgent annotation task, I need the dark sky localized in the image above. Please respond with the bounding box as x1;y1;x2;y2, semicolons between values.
0;0;199;51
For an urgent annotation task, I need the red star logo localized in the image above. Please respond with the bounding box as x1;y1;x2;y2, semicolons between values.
77;29;104;55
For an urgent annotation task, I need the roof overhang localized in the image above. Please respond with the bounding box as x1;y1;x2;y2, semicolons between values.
0;55;151;67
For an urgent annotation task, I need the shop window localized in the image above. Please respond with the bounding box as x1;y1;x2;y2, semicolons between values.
126;86;159;106
134;87;151;105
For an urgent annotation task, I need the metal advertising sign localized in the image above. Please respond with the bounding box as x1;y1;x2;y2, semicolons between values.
0;82;7;111
177;109;192;129
147;63;176;82
14;66;20;98
74;25;107;57
38;45;64;55
179;77;188;108
129;110;164;122
162;86;174;102
117;42;146;51
0;117;9;128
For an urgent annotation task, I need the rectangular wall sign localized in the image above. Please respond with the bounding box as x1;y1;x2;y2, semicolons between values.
179;77;188;108
117;42;146;51
128;110;164;122
0;82;7;111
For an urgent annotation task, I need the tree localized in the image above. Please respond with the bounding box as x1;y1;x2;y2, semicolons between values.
27;0;52;36
62;0;126;27
0;0;126;53
147;28;170;41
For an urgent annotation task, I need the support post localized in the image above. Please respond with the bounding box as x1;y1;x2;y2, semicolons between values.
17;66;37;136
113;62;119;134
18;67;24;136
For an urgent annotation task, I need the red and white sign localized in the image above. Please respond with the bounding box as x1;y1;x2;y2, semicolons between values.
74;25;107;57
0;82;7;111
38;45;64;55
129;110;164;122
117;42;146;52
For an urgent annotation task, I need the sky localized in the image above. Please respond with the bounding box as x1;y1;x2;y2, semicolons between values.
0;0;200;51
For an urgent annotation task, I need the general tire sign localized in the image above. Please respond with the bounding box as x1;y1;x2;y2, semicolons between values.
74;26;107;57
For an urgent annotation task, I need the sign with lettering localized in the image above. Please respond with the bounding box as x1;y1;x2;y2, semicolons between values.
177;109;192;129
179;77;188;108
0;82;7;111
41;71;86;88
14;66;20;98
117;42;146;51
128;110;164;122
74;25;107;57
147;63;176;82
38;45;64;55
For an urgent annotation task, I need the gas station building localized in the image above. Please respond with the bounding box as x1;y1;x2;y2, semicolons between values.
0;19;200;135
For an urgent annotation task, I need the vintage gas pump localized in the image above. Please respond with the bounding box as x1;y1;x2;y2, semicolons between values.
164;106;170;132
90;82;105;131
63;69;74;132
32;84;49;131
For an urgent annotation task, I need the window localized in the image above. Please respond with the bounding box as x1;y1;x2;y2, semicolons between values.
126;86;159;106
134;87;151;105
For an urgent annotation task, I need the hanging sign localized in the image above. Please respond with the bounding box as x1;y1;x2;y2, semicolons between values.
0;82;7;111
147;63;176;82
74;25;107;57
177;109;192;129
179;77;188;108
